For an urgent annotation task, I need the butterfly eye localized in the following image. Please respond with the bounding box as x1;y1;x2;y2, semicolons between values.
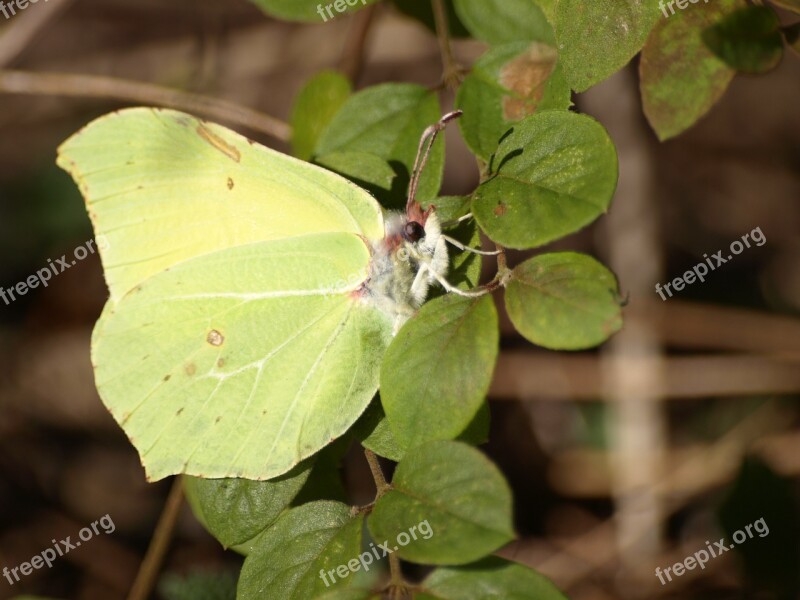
403;221;425;242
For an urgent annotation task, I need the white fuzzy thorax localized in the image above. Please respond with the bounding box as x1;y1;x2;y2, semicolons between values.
362;209;449;332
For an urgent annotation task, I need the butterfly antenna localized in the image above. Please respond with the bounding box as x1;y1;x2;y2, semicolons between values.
406;110;463;214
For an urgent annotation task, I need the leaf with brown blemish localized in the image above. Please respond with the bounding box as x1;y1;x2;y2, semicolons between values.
499;42;559;121
455;41;571;161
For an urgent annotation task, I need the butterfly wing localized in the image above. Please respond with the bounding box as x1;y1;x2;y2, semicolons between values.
58;109;392;480
57;107;385;302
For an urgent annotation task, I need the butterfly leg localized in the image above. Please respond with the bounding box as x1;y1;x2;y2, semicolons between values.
441;234;502;256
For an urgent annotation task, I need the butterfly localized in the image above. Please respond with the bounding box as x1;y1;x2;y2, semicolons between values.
57;107;493;481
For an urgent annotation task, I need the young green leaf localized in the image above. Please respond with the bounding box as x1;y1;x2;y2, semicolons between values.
183;461;312;552
702;6;784;74
456;42;572;161
640;0;744;141
249;0;377;22
367;441;515;565
418;556;568;599
505;252;623;350
316;83;444;203
380;295;499;450
238;502;364;598
556;0;661;92
452;0;554;44
472;111;618;249
291;71;352;160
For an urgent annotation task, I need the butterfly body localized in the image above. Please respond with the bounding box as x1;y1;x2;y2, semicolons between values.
361;207;449;331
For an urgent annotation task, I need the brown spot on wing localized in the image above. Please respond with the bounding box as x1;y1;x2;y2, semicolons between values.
207;330;224;346
227;177;234;190
185;363;197;376
197;124;241;163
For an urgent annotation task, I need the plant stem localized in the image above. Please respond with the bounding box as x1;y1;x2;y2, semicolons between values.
0;69;291;141
127;477;184;600
431;0;462;90
339;3;378;85
364;448;390;496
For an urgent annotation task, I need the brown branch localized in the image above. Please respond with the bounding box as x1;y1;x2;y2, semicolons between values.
0;69;291;141
127;477;185;600
431;0;461;89
338;3;378;85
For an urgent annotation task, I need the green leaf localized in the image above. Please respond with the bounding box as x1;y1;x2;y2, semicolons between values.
391;0;470;37
419;556;567;599
424;196;472;224
238;502;364;599
354;397;406;462
291;71;352;160
249;0;378;22
456;400;490;447
292;438;353;506
453;0;554;44
640;0;744;141
367;441;515;564
556;0;661;92
380;295;499;450
183;461;312;551
356;397;491;461
317;590;379;600
316;83;443;205
159;570;237;600
505;252;622;350
472;111;618;250
315;151;399;208
702;6;784;73
456;42;572;161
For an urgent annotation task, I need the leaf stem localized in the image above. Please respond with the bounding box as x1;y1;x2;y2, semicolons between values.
364;448;391;496
126;477;184;600
0;69;291;141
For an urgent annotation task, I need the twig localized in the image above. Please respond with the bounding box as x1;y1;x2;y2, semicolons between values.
431;0;461;89
0;0;74;67
363;448;390;496
0;69;291;141
338;3;378;85
127;477;185;600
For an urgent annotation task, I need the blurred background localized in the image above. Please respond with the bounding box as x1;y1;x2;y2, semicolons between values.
0;1;798;599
